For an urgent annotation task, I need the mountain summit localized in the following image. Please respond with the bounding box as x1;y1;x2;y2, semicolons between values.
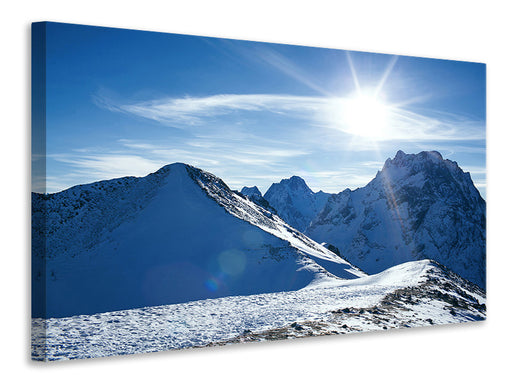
263;176;331;232
240;186;262;198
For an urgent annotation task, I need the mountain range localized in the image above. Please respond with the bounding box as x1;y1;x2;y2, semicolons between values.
31;150;486;360
243;150;486;288
32;150;485;321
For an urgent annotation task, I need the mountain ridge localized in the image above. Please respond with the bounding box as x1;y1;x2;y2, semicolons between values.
32;162;364;318
255;150;485;288
243;151;485;288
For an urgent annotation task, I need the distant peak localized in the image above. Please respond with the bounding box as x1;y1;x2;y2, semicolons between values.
153;162;189;174
377;150;469;187
279;175;312;192
284;175;307;185
427;150;443;160
415;150;444;162
385;150;446;169
241;186;262;198
395;149;406;159
394;150;443;161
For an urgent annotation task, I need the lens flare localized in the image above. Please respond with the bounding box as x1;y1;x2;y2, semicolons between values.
204;278;219;292
218;249;246;276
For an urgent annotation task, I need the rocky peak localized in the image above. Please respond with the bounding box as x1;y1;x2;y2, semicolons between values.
306;150;486;288
276;176;312;193
264;176;331;232
382;150;458;176
240;186;263;198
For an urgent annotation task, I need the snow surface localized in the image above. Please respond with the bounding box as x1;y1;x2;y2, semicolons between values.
31;260;485;361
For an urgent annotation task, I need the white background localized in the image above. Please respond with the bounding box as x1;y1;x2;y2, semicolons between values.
1;1;510;382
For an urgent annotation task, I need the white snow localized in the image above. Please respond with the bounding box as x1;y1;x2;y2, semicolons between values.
32;260;484;361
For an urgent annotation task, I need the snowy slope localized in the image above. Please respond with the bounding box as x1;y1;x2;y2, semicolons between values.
303;151;486;288
32;163;364;318
264;176;331;232
32;259;485;361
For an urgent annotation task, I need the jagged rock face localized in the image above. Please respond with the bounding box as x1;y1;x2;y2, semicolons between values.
240;186;277;214
307;151;486;288
240;186;262;199
263;176;331;232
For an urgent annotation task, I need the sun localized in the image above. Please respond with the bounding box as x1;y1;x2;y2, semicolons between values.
342;92;391;139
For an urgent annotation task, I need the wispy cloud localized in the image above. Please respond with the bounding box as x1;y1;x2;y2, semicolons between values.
47;153;165;191
116;94;324;126
99;93;485;143
46;136;312;193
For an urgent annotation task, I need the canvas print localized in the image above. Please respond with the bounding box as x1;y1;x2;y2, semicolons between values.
31;22;486;361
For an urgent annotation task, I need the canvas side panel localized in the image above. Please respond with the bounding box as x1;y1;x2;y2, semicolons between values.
483;62;487;293
31;21;48;361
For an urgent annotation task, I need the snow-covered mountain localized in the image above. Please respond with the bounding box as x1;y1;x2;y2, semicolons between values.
240;186;263;199
263;176;331;232
32;258;485;360
305;150;486;288
240;186;277;214
31;157;486;360
32;163;364;318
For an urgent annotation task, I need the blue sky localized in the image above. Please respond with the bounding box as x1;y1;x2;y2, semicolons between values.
39;22;486;198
